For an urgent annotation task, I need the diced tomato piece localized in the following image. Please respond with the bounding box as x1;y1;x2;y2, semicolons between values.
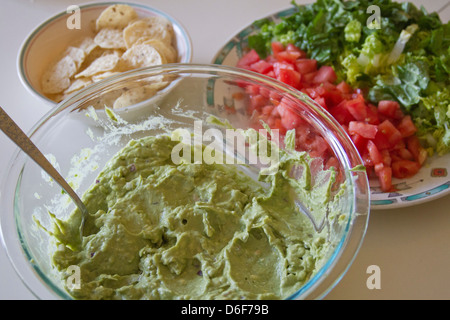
273;61;294;76
325;156;339;170
348;121;378;139
308;136;330;159
295;59;317;74
258;86;272;99
380;149;392;166
261;105;275;115
393;147;414;161
345;98;368;121
250;60;273;74
277;50;302;63
351;133;368;152
373;131;390;150
367;140;383;165
271;118;287;135
329;101;354;125
313;66;337;84
322;88;345;106
245;84;260;95
336;81;353;94
378;100;404;120
314;97;327;110
271;42;285;56
237;49;260;69
406;135;427;165
378;120;403;148
248;94;268;114
377;166;393;192
285;43;307;58
364;105;379;125
301;72;317;84
277;68;301;89
392;160;421;179
265;70;275;78
277;99;303;130
397;115;417;138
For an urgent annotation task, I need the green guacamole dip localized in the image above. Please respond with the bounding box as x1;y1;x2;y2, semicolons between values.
46;129;346;300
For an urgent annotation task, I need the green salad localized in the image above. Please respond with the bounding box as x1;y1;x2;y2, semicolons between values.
248;0;450;155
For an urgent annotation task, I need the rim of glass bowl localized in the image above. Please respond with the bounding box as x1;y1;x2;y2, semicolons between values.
0;63;370;300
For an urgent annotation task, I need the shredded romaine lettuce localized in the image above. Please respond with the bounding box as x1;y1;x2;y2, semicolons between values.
247;0;450;155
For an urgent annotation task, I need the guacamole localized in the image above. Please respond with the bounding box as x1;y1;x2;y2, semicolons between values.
46;129;346;300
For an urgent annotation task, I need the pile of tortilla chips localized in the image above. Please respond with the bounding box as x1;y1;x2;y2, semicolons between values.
41;4;178;108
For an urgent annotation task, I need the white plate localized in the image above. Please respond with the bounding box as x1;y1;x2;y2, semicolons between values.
212;7;450;209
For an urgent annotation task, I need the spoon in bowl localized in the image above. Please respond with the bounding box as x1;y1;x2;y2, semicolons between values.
0;106;88;241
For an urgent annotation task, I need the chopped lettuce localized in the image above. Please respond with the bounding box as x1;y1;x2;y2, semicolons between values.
247;0;450;155
345;20;362;43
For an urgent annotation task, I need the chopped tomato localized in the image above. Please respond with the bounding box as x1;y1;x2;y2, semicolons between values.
271;41;285;56
397;115;417;138
236;42;425;192
278;68;301;89
367;140;383;165
313;66;337;84
250;60;273;74
392;160;421;179
336;81;353;94
236;49;260;69
377;166;393;192
348;121;378;139
378;120;403;148
378;100;404;120
345;98;368;121
295;59;317;74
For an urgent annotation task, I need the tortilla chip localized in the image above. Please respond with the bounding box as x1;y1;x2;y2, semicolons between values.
74;36;98;55
113;85;158;109
119;43;166;70
96;4;138;30
41;55;77;94
123;17;174;48
64;77;92;94
94;28;126;49
63;46;86;69
75;51;120;78
134;38;178;63
91;71;120;82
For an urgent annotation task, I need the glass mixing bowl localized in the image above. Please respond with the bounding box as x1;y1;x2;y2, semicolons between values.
0;64;370;300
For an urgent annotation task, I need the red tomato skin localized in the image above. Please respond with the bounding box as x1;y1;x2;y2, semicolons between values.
392;160;421;179
378;100;404;120
345;98;368;121
378;120;403;148
351;133;368;153
236;42;426;190
277;68;301;89
313;66;337;84
377;166;393;192
367;140;383;165
250;60;273;74
397;115;417;138
237;49;260;69
271;42;285;56
295;59;317;74
348;121;378;139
